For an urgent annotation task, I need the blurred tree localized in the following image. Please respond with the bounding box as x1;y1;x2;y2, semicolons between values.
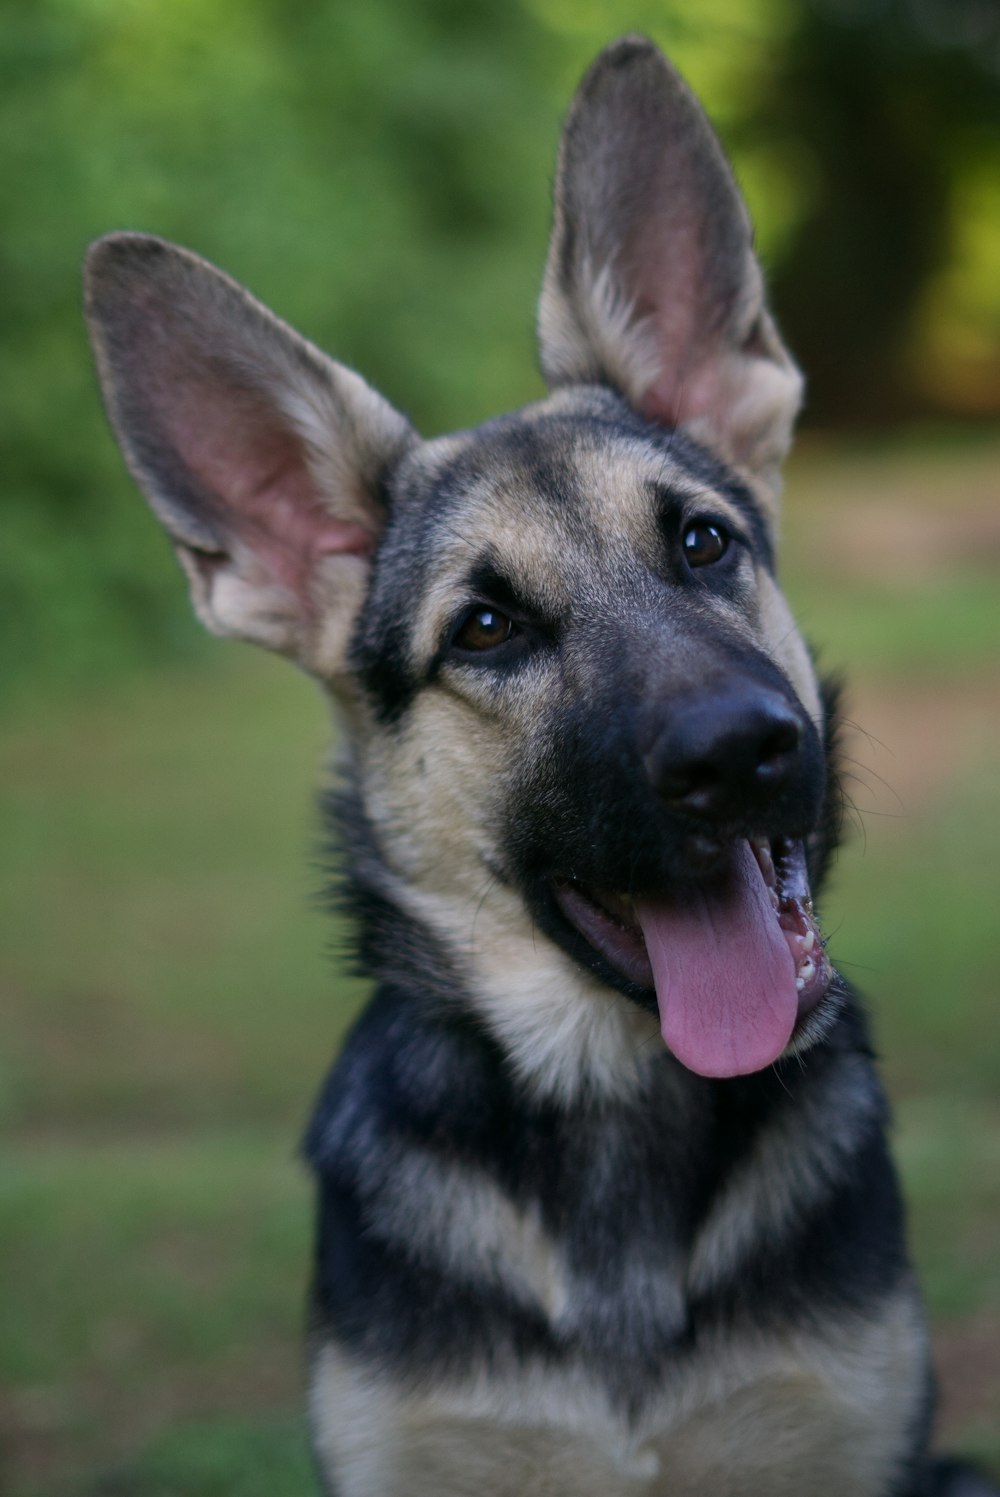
0;0;997;696
760;0;1000;423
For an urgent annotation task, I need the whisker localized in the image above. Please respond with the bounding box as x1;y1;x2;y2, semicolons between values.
840;717;896;758
838;755;906;811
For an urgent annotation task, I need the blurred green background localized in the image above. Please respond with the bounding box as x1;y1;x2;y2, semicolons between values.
1;0;999;1491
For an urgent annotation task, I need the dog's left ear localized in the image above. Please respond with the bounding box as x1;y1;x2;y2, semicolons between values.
539;36;802;496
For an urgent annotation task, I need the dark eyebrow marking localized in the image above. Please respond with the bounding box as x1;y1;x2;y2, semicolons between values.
452;553;562;643
720;477;774;568
651;477;774;572
462;554;564;633
651;426;777;570
464;559;533;617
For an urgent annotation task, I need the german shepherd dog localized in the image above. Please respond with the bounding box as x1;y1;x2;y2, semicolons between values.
85;36;996;1497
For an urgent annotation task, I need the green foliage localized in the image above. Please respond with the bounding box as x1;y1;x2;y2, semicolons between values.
0;0;546;696
3;0;999;696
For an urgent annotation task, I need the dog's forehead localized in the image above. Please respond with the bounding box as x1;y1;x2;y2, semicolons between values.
392;391;757;596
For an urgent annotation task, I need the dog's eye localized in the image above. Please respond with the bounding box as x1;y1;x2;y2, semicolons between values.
453;606;516;652
682;521;730;568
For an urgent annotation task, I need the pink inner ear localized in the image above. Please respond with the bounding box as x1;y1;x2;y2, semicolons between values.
160;376;377;607
638;357;721;434
623;223;730;435
315;520;377;557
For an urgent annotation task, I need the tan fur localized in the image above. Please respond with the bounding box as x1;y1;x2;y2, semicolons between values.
537;253;664;418
416;883;663;1105
367;1148;569;1317
755;570;825;729
355;685;663;1104
310;1288;927;1497
687;1050;883;1297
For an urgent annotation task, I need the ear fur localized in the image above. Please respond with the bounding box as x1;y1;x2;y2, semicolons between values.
85;233;415;679
538;36;803;497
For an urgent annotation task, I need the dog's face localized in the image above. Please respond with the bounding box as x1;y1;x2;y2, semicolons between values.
85;37;842;1093
352;390;836;1086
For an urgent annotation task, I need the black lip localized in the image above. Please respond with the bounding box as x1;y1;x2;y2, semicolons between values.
553;880;652;987
527;877;660;1014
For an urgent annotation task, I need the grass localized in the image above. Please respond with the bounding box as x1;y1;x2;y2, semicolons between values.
2;436;998;1492
0;656;367;1136
786;570;998;680
1;1132;313;1496
90;1416;316;1497
1;658;342;1494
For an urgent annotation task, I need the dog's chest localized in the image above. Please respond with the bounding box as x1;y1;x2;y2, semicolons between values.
308;1021;717;1377
308;1005;924;1495
310;1284;926;1497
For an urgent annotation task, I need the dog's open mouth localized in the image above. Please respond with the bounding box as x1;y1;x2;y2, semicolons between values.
553;838;832;1079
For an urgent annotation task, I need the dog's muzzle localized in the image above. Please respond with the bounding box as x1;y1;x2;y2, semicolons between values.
552;680;833;1078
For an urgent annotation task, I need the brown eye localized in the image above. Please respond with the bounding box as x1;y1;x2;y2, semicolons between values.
453;606;515;652
682;521;729;568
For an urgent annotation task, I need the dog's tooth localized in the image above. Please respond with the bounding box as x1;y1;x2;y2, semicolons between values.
798;956;816;985
754;841;777;888
801;929;815;955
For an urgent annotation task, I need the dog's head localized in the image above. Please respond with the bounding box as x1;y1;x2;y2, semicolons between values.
86;37;843;1095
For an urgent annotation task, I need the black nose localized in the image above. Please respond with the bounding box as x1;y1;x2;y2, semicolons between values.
645;686;804;822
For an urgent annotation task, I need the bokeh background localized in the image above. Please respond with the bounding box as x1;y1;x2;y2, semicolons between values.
2;0;999;1491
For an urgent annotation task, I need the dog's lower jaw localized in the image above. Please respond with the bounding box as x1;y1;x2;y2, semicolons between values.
392;884;665;1106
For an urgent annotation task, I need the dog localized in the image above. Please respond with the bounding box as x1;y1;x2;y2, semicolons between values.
85;35;997;1497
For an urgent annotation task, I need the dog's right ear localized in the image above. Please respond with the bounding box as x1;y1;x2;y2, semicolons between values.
85;234;415;680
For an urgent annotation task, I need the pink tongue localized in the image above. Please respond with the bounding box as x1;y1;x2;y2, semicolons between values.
635;840;798;1078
